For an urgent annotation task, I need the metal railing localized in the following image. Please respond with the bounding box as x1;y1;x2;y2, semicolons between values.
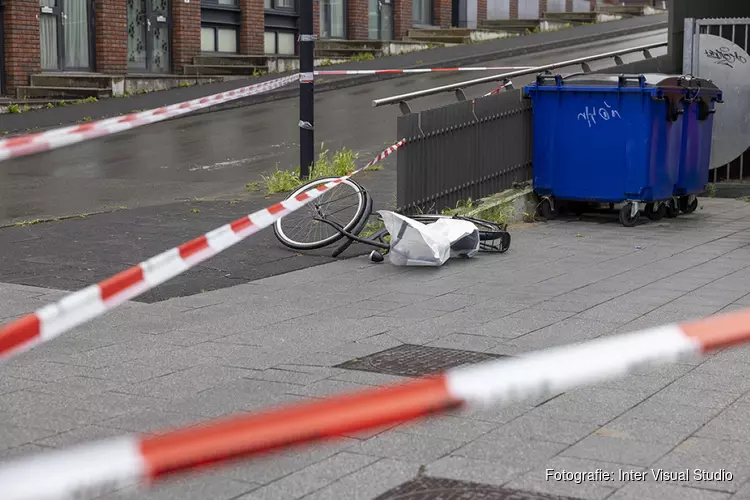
396;88;533;214
374;41;668;110
393;44;673;214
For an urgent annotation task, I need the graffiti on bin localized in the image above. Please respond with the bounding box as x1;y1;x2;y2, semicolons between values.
704;46;747;69
577;102;622;128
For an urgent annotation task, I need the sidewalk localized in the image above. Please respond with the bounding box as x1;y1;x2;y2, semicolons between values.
0;14;666;135
2;197;750;500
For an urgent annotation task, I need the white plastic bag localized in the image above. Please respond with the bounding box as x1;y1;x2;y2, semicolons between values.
378;211;480;267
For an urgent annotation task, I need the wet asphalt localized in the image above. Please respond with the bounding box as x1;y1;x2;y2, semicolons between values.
0;30;667;301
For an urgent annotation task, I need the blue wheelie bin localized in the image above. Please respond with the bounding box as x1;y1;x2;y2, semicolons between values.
523;73;691;227
674;78;723;215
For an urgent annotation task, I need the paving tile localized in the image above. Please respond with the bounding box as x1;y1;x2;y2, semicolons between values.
452;434;568;469
529;388;647;425
216;440;359;485
425;333;499;352
695;403;750;442
116;474;259;500
473;309;575;340
609;482;731;500
621;400;724;428
560;434;673;466
651;437;750;493
507;318;624;352
647;385;739;410
596;415;703;446
116;365;255;400
396;415;498;443
296;458;421;500
245;452;379;500
349;430;463;463
0;424;57;452
426;455;528;486
484;414;599;445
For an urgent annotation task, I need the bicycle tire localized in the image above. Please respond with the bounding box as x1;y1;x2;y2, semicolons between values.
273;177;368;250
332;190;375;258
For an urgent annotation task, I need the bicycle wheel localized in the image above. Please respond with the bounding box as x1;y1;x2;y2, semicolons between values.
273;177;368;250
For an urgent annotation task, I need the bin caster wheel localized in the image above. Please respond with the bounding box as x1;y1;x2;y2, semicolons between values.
665;198;680;218
679;195;698;214
619;203;639;227
644;202;666;221
539;198;558;220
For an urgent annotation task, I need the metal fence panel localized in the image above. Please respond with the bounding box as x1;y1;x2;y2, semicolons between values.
685;17;750;183
396;90;533;214
487;0;510;19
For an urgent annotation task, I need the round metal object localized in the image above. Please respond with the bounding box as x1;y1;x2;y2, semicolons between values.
696;34;750;169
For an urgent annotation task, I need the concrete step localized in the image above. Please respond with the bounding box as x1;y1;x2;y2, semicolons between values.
29;73;115;89
192;54;267;67
182;64;268;76
480;19;539;28
542;11;597;22
16;86;111;99
316;40;385;51
408;28;473;37
314;48;382;58
405;34;470;44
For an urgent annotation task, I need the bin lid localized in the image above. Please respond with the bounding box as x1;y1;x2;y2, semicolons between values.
526;73;722;94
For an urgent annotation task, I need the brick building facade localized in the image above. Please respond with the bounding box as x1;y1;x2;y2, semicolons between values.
0;0;609;96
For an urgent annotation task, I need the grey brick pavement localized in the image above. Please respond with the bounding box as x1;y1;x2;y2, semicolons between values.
3;198;750;499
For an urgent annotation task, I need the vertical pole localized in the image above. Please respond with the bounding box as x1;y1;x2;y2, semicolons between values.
299;0;315;180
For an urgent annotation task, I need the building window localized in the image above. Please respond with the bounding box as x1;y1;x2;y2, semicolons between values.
201;0;240;53
201;26;239;52
265;0;296;10
264;31;296;55
320;0;345;39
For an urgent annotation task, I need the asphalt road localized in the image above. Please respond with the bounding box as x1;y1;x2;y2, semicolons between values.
0;29;666;226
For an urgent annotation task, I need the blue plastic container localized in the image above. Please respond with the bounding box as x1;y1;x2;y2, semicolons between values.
523;73;692;226
674;80;722;211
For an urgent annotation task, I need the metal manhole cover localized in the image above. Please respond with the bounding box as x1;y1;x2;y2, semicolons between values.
334;344;506;377
374;476;582;500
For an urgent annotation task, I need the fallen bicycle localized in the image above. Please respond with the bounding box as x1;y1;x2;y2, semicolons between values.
272;176;511;265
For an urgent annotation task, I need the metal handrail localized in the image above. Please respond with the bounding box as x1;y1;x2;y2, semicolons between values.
372;40;668;107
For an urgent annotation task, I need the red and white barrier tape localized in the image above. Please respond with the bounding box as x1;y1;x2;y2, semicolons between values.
314;66;532;76
0;138;406;363
483;79;513;96
2;310;748;500
0;74;300;163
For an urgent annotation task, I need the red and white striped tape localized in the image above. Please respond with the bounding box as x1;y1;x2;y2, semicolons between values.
483;79;513;96
0;138;406;363
0;74;300;163
314;66;533;76
2;309;748;500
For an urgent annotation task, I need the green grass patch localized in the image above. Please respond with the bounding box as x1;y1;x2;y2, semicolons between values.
351;52;376;62
256;145;361;195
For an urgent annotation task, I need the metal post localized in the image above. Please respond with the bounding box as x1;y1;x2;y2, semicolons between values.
299;0;315;180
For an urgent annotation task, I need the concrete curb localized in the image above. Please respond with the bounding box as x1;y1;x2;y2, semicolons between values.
196;19;667;116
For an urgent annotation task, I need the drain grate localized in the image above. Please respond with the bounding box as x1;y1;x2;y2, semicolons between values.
334;344;506;378
374;476;582;500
